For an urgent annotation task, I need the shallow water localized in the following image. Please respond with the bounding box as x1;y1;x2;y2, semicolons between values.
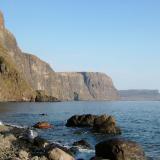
0;101;160;159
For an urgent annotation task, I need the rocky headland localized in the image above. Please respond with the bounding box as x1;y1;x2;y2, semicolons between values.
119;89;160;101
0;11;119;102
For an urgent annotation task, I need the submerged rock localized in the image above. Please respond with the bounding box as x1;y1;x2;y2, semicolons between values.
95;138;146;160
73;140;92;149
33;122;53;129
66;114;121;135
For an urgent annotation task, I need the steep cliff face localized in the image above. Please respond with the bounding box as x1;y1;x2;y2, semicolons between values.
52;72;119;100
0;43;35;101
0;11;119;101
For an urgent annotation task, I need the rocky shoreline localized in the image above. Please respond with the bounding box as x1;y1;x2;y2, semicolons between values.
0;114;147;160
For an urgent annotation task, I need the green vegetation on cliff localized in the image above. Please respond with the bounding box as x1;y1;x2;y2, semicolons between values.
0;43;35;101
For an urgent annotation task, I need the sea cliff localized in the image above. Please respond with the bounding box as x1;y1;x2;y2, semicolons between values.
0;11;119;101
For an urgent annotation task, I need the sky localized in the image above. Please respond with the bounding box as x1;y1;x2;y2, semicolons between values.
1;0;160;90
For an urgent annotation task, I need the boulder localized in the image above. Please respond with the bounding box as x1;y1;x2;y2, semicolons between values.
33;122;53;129
66;114;121;135
95;138;146;160
93;115;121;134
73;140;92;149
19;150;29;160
48;148;75;160
46;143;73;156
66;114;97;127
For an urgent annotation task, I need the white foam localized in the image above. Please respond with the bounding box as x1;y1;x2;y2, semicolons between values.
78;148;95;153
27;129;38;139
5;123;25;129
0;121;3;125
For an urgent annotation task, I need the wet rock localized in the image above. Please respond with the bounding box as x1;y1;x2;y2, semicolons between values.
73;140;92;149
66;114;97;127
33;122;53;129
25;129;38;142
66;114;121;135
95;138;146;160
93;115;121;134
34;136;49;148
48;147;75;160
69;147;79;155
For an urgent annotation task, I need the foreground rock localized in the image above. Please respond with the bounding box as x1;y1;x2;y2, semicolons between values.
66;114;121;135
95;138;146;160
0;124;75;160
48;148;75;160
33;122;53;129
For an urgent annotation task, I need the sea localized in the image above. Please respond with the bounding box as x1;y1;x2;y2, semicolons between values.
0;101;160;160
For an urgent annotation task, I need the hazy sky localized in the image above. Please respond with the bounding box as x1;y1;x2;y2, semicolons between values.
1;0;160;90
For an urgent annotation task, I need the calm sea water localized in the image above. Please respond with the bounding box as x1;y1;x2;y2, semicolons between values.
0;101;160;159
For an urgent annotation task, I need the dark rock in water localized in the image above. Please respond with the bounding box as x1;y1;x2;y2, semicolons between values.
95;138;146;160
93;115;121;134
73;140;92;149
33;122;53;129
66;114;97;127
39;113;48;116
66;114;121;135
69;147;79;155
34;136;49;148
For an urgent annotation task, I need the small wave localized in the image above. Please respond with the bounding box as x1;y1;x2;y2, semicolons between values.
78;148;95;153
2;122;27;129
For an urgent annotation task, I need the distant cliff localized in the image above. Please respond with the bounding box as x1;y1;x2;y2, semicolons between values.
0;11;119;101
119;90;160;101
